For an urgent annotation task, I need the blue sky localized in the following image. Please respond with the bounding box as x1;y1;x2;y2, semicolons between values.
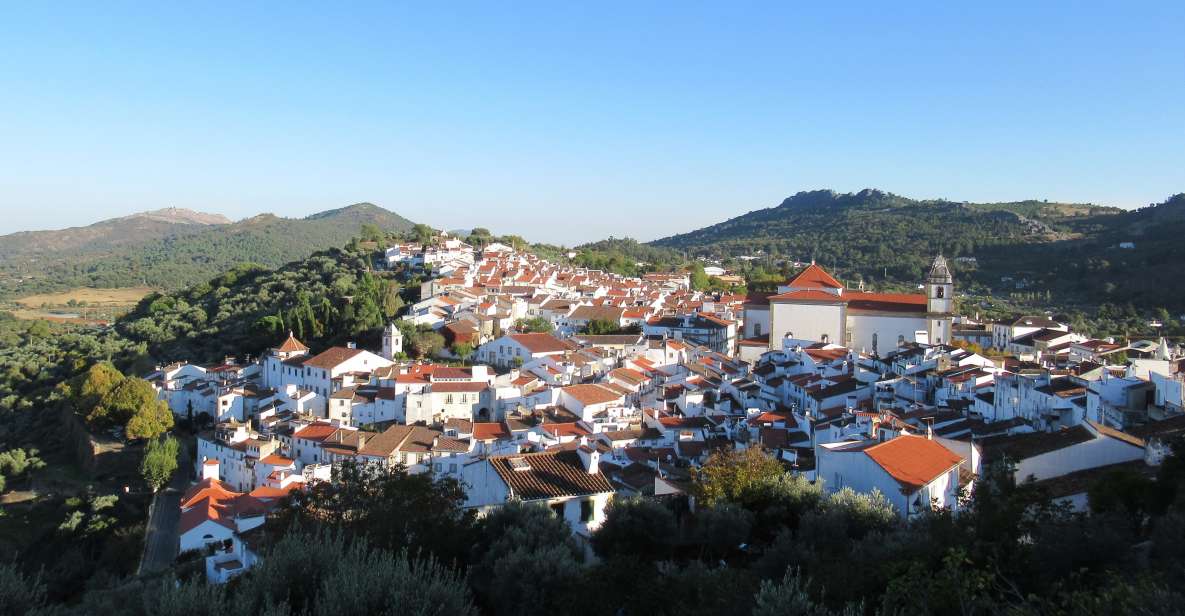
1;2;1182;245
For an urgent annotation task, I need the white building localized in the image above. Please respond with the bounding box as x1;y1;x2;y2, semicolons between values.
477;333;576;369
461;447;615;544
815;433;965;518
765;257;954;355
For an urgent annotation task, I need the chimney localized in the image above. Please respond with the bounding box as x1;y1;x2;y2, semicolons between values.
201;458;220;482
576;444;600;474
347;341;357;349
924;417;934;440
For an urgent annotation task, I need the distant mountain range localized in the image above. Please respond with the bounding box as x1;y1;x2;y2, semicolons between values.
648;189;1185;309
0;208;232;260
0;203;415;297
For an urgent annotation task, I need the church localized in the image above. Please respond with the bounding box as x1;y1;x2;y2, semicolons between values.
744;256;954;356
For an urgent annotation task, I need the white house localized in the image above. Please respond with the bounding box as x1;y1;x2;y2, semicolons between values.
979;420;1146;484
477;333;576;369
461;447;615;544
815;433;965;518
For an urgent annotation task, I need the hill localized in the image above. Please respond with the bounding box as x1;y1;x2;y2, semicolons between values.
0;207;231;259
650;189;1113;281
647;189;1185;309
974;193;1185;310
0;203;415;298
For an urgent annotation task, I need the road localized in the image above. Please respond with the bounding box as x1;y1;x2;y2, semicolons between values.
138;441;191;575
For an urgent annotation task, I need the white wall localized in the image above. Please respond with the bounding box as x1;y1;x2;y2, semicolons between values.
180;520;234;553
743;306;770;339
770;302;845;347
848;314;926;356
816;446;909;516
1013;435;1144;482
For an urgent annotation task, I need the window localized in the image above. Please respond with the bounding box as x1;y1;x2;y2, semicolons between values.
550;503;565;518
580;500;594;523
754;323;762;337
936;286;945;299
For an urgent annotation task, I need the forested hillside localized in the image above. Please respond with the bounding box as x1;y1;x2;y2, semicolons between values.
648;189;1185;310
650;189;1102;281
0;207;229;260
974;193;1185;310
0;203;415;298
116;244;409;364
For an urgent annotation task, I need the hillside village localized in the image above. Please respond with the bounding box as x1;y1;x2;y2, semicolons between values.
147;231;1185;584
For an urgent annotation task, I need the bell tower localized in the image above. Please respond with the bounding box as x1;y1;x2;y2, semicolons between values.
382;322;403;360
926;255;954;345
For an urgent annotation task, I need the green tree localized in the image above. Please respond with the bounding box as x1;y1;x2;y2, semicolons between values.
514;317;554;333
690;262;711;290
126;401;175;440
409;329;445;359
73;361;124;411
0;448;46;478
141;436;180;492
585;318;621;335
380;280;404;317
359;223;384;243
454;342;475;364
695;447;785;507
275;460;475;563
0;561;48;616
471;501;583;616
91;375;159;427
694;502;754;558
591;496;678;561
152;529;478;616
412;223;436;245
752;568;850;616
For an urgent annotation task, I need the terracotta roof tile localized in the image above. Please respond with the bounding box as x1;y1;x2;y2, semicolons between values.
276;332;309;353
863;435;964;490
489;450;613;499
785;263;843;289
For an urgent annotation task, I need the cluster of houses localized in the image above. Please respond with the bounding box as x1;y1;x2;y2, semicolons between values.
152;236;1185;583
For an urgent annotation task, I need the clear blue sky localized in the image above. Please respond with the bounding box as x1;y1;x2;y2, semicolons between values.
2;2;1182;245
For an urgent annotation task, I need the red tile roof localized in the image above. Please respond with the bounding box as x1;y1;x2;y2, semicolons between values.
509;333;573;354
489;450;613;499
293;422;339;443
276;332;309;353
847;292;927;313
562;384;624;406
863;435;963;490
769;289;845;302
431;381;488;393
785;263;843;290
181;478;239;510
608;368;648;385
303;346;366;370
472;422;512;441
542;422;592;437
